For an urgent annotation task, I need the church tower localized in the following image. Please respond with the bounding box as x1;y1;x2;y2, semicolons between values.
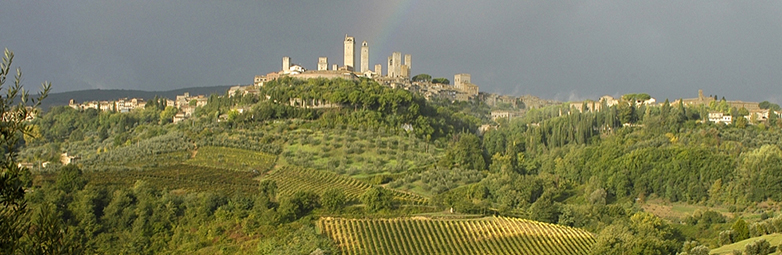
344;35;355;71
360;41;369;73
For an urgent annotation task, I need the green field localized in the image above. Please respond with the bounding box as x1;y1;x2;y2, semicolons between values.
262;165;429;204
318;216;595;255
709;233;782;254
87;164;260;195
283;128;437;178
185;146;277;172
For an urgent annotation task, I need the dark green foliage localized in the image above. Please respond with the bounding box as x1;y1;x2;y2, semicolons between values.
431;77;450;84
736;145;782;202
681;240;709;255
55;165;87;194
732;218;750;242
361;187;396;212
684;210;726;228
278;191;320;222
321;188;347;212
259;179;277;201
259;77;479;140
719;230;736;245
759;101;781;111
411;74;432;82
0;48;51;254
528;192;560;223
744;239;771;255
439;133;486;170
21;203;81;254
590;212;681;255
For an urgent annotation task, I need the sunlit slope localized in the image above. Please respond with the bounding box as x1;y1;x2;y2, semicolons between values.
262;165;428;204
319;216;595;255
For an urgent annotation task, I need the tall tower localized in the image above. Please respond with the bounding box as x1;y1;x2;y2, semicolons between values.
344;35;355;71
360;41;369;73
318;57;328;71
392;52;402;78
387;56;394;77
375;64;382;76
404;54;411;70
282;56;291;73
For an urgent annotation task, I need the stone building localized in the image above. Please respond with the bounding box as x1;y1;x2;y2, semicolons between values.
282;56;291;73
318;57;328;71
344;35;354;71
360;41;369;73
454;73;478;96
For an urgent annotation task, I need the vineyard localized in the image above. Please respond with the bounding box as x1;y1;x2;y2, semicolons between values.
185;146;277;172
318;216;595;255
262;166;428;204
87;164;260;195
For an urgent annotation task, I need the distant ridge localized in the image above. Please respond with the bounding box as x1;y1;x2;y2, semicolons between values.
40;85;236;111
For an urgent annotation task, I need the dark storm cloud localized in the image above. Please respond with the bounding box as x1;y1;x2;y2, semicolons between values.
1;1;781;103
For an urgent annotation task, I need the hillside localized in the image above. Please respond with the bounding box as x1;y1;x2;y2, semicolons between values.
319;216;595;255
39;85;234;111
11;76;782;254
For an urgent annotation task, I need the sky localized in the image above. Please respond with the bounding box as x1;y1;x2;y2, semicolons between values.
2;1;781;103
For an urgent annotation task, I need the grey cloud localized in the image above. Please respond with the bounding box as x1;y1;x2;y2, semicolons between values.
1;1;780;103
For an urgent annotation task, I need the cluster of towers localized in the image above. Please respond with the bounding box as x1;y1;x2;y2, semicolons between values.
277;34;412;79
341;34;411;78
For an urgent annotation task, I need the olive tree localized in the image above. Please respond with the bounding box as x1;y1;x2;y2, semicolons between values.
0;48;51;253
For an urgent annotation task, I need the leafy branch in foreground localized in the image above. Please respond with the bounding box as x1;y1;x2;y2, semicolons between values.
0;48;52;253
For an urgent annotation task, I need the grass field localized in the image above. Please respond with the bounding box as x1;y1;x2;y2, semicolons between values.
641;199;733;222
261;165;429;205
709;233;782;254
87;164;260;195
185;146;277;172
283;128;438;178
318;215;595;255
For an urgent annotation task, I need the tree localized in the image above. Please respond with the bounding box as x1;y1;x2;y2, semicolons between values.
55;165;86;194
759;101;781;111
439;133;486;170
159;106;178;124
431;78;450;84
744;239;771;255
361;187;395;212
277;191;319;222
732;218;750;242
411;74;431;82
321;188;347;212
0;48;51;253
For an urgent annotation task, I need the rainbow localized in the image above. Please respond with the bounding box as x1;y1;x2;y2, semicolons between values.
359;0;415;64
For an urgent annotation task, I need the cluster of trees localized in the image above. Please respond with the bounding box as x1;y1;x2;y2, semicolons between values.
22;168;338;254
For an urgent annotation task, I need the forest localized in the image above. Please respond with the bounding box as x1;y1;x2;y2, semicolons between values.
4;62;782;254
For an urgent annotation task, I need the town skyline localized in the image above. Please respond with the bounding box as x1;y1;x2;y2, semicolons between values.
2;1;781;104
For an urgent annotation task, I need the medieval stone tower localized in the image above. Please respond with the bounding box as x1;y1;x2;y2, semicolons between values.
454;73;471;90
360;41;369;73
404;54;411;70
318;57;328;71
392;52;402;77
387;56;394;77
282;56;291;72
344;35;355;71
